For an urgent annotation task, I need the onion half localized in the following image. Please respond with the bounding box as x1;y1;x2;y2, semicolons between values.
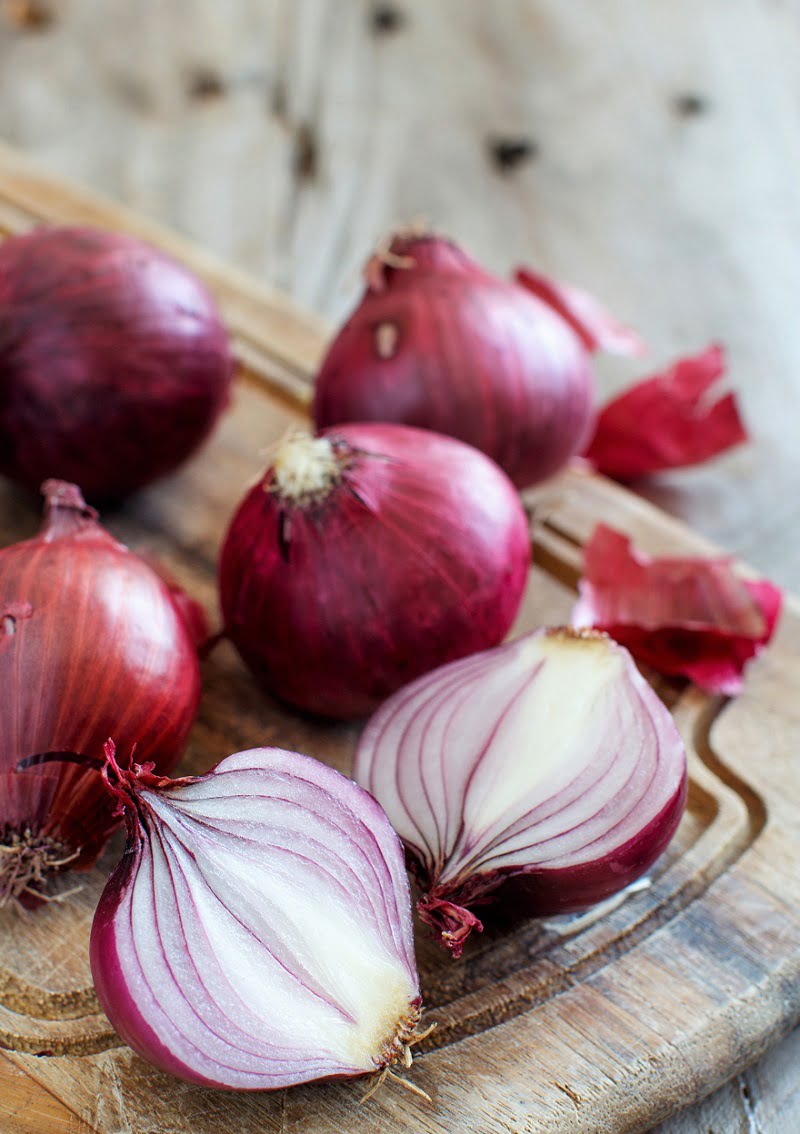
90;745;426;1093
355;628;687;956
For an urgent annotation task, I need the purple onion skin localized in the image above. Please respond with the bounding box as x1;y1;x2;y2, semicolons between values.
417;766;688;927
219;423;531;719
313;234;595;489
0;227;233;502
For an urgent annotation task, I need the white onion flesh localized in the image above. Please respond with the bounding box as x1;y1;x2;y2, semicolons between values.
90;748;422;1090
354;629;687;955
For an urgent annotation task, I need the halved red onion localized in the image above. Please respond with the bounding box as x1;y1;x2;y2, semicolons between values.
90;744;427;1093
573;524;782;695
583;344;747;479
355;628;687;957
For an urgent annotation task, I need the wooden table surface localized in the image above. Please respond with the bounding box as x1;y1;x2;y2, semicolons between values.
1;2;799;1131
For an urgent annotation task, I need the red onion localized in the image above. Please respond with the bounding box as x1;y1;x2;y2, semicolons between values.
0;481;201;904
355;627;688;957
0;226;233;501
90;743;428;1095
313;233;637;489
219;423;530;719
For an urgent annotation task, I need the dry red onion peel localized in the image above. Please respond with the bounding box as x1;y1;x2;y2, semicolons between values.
219;423;530;719
313;232;626;489
0;481;201;905
355;627;687;957
583;343;747;479
514;266;645;357
0;226;233;501
91;742;432;1098
573;524;782;695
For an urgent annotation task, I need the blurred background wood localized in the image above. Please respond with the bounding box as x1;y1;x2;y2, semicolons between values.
0;1;798;1131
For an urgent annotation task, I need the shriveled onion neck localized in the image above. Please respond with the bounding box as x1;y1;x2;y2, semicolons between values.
41;479;100;541
270;432;347;504
365;230;472;292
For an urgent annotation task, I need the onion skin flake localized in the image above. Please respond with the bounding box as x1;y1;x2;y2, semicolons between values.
583;344;747;480
573;524;782;695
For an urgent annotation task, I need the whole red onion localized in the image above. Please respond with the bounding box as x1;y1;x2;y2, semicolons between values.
313;233;596;489
0;226;233;501
0;481;201;904
91;744;428;1094
219;423;530;719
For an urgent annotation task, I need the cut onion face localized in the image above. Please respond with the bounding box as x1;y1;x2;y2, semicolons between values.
90;746;424;1092
355;629;687;957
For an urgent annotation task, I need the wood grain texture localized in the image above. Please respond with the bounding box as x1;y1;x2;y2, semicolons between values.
2;0;800;590
1;3;800;1129
0;149;798;1134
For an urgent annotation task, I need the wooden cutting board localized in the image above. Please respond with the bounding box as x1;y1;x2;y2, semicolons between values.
0;142;798;1134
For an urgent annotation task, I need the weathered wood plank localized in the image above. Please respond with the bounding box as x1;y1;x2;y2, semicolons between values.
2;3;800;1130
0;145;798;1134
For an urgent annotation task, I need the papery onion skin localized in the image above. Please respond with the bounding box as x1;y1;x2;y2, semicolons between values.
355;628;688;956
219;423;530;719
573;523;782;695
0;482;201;900
90;745;424;1091
514;266;645;357
0;226;233;501
313;233;597;489
583;344;747;480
